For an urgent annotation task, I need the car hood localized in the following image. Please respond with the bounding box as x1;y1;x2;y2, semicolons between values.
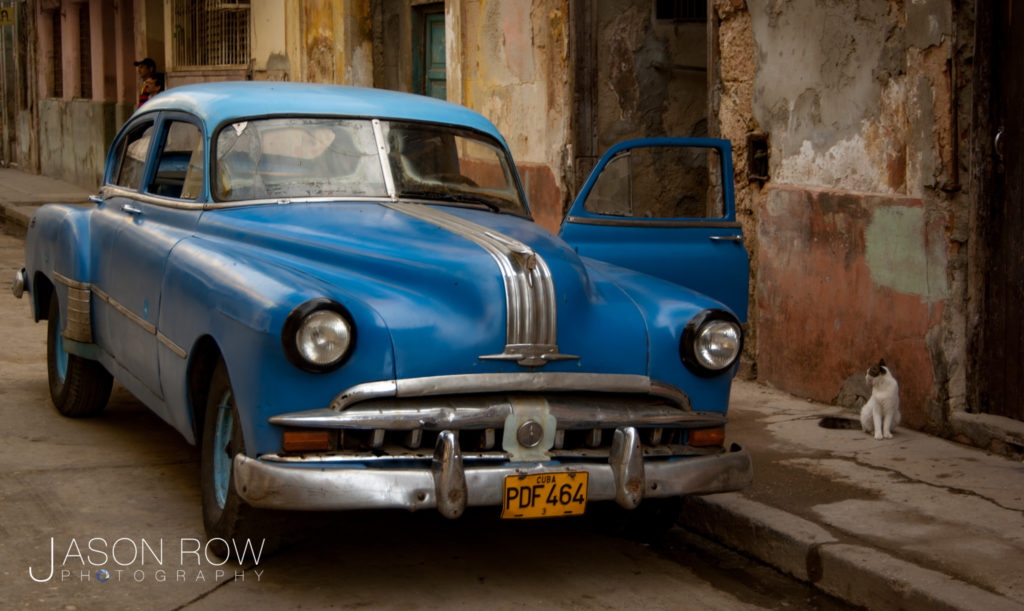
198;201;697;380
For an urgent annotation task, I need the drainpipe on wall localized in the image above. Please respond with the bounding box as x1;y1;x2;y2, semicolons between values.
0;18;8;167
942;0;961;193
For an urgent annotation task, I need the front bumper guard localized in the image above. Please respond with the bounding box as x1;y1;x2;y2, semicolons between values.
233;426;752;517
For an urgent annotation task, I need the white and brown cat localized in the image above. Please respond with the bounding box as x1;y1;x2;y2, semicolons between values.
820;359;900;439
859;359;900;439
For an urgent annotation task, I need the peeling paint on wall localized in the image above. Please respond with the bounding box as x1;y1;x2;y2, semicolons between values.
459;0;571;232
865;206;949;302
757;186;945;428
721;0;970;434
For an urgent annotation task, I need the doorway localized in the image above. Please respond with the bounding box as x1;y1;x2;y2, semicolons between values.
412;3;445;100
977;3;1024;421
571;0;710;192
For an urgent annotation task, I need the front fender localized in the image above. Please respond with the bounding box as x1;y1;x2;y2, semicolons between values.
583;257;738;414
157;236;396;453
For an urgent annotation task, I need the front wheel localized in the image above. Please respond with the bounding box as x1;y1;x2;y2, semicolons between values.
46;293;112;417
200;358;272;556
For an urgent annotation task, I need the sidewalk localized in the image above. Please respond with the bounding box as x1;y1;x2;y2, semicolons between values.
682;380;1024;610
0;168;95;236
3;167;1023;610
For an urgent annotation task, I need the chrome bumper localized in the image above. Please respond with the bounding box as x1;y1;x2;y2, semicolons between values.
233;426;752;517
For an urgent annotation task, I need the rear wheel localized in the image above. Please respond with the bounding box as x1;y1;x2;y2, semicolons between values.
46;293;112;417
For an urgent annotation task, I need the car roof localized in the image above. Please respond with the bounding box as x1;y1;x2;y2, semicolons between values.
137;81;507;143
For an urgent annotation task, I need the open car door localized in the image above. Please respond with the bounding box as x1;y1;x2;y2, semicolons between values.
558;138;749;321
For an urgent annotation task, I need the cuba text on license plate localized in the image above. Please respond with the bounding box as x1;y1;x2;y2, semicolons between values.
501;471;588;519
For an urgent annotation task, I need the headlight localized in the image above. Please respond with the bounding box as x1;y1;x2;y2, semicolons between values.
680;309;743;376
282;299;356;372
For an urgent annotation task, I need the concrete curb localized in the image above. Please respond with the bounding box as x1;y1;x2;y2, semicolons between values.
1;202;94;239
680;494;1023;611
1;203;32;238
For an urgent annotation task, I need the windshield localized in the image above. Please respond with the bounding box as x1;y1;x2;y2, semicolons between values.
215;118;386;201
382;121;526;215
213;118;527;215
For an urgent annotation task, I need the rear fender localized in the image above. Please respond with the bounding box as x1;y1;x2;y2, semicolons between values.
24;204;96;331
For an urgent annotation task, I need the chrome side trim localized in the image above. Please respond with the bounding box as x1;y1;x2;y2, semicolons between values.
101;186;205;210
233;442;753;512
88;285;188;358
565;216;742;229
52;271;90;290
157;332;188;359
100;185;390;210
382;202;576;367
91;286;156;335
326;373;688;411
52;272;93;343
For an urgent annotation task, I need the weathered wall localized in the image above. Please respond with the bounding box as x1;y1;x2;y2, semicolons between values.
250;1;292;81
301;0;374;86
454;0;572;232
715;0;970;430
711;2;759;369
38;99;124;189
594;2;707;148
757;187;948;429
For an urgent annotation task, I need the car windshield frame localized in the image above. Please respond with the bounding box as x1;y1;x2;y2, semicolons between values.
209;114;530;217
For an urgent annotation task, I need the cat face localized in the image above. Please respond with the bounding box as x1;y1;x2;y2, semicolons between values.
867;358;887;378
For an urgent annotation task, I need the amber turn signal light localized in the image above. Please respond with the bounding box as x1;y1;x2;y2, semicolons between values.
689;427;726;447
282;430;331;452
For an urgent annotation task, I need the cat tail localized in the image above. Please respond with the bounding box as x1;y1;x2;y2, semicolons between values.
818;416;862;429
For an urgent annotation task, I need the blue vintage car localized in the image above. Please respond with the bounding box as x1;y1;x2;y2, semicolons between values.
14;82;751;543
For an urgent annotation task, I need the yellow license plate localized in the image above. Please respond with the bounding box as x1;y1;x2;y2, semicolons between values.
501;471;588;519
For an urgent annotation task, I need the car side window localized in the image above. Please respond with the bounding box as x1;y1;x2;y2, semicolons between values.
583;146;725;219
149;121;204;200
112;122;155;190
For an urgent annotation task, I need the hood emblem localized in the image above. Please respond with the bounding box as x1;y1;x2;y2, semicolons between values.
383;203;578;368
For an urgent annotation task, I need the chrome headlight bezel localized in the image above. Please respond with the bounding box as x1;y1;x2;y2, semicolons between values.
282;299;356;373
680;309;743;376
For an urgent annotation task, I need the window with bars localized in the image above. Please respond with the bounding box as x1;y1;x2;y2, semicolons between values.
171;0;251;68
50;10;62;97
655;0;707;22
78;7;92;98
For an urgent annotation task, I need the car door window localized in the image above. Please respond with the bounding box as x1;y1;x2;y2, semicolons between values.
149;121;204;200
560;139;748;321
583;146;725;219
112;122;155;190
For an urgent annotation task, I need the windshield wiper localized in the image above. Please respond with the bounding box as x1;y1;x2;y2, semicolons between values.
399;189;502;213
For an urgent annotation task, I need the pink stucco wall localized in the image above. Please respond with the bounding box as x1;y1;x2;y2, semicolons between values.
756;186;949;428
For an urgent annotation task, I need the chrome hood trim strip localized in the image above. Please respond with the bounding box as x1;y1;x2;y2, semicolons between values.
324;373;691;412
382;202;576;367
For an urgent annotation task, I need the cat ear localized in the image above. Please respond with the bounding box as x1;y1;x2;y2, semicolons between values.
878;358;886;368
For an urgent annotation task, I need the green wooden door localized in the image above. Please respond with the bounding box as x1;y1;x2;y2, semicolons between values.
413;6;446;100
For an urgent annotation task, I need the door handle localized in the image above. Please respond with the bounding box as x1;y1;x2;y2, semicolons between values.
709;235;743;243
121;204;143;216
